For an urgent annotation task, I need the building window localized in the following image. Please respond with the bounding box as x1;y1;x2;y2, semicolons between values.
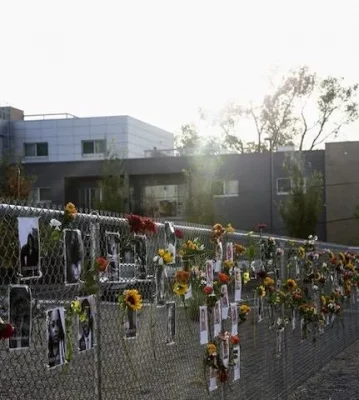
32;187;51;203
82;140;106;155
212;180;239;196
276;178;291;195
24;142;48;157
79;188;102;209
143;184;186;217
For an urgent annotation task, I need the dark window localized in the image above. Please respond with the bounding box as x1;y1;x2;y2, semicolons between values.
82;140;106;155
39;188;51;201
24;142;48;157
277;178;292;195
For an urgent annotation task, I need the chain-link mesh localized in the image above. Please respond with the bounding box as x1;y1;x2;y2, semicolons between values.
1;201;359;400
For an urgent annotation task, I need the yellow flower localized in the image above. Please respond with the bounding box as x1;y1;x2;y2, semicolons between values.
321;296;327;306
264;277;274;287
297;247;305;258
286;279;297;289
123;289;143;311
240;304;251;314
345;263;354;271
257;285;266;297
207;343;217;355
65;202;77;217
158;249;165;257
173;283;188;296
226;223;234;234
224;259;234;269
243;272;250;284
163;251;173;264
71;300;81;313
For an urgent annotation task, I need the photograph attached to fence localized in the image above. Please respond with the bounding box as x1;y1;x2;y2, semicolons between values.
46;307;66;369
214;300;222;337
78;296;95;352
209;367;218;391
8;285;32;350
166;301;176;345
105;232;121;282
63;229;84;285
164;221;176;264
199;305;209;345
220;285;229;319
206;260;214;288
214;241;223;272
134;234;147;279
220;338;229;368
233;345;240;381
226;242;233;262
231;303;238;335
18;217;41;279
124;308;137;339
120;240;136;279
234;267;242;301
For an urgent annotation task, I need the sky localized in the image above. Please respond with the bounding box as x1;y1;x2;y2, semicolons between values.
1;0;359;146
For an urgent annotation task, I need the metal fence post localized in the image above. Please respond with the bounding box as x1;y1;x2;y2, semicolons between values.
90;212;102;400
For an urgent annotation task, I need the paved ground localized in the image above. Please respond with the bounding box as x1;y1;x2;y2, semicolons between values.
289;339;359;400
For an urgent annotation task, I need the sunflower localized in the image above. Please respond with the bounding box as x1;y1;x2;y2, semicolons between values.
123;289;143;311
256;285;266;297
240;304;251;314
263;277;274;287
173;283;188;296
286;279;297;290
64;202;77;217
207;343;217;355
163;251;174;264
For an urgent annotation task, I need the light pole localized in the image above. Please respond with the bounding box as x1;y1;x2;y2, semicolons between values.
264;137;274;232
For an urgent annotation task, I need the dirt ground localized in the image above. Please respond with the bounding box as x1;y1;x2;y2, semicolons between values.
289;339;359;400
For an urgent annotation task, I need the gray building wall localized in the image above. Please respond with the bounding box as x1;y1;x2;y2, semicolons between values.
325;141;359;245
24;149;326;239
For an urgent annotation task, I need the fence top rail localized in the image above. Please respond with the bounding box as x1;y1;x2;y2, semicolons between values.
1;203;358;251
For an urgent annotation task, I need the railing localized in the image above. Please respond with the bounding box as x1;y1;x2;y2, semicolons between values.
0;202;359;400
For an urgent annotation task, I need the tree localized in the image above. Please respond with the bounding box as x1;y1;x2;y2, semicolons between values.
183;156;222;225
0;158;36;201
175;124;200;151
94;148;129;214
278;154;323;239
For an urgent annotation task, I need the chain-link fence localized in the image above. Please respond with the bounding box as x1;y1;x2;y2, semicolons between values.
1;201;359;400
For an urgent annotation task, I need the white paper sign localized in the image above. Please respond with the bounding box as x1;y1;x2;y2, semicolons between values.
226;242;233;262
234;267;242;301
199;306;209;345
221;285;229;320
213;300;222;337
214;242;223;272
230;303;238;335
233;345;240;381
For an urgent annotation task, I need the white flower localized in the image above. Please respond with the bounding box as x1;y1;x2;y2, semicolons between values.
322;262;327;268
49;219;62;230
313;285;319;291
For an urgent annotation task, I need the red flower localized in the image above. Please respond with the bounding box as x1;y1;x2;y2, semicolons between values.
125;214;157;234
230;335;240;345
96;257;108;272
218;369;229;383
0;323;14;340
257;270;267;279
203;286;213;295
174;228;184;239
255;223;267;231
218;272;230;284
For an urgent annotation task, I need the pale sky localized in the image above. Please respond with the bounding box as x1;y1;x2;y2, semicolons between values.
1;0;359;146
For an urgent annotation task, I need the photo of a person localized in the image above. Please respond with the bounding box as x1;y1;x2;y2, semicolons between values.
206;261;214;287
125;308;137;339
221;285;229;319
231;303;238;335
214;300;221;337
8;285;31;350
164;222;176;264
47;308;66;368
78;297;94;352
121;242;136;264
234;268;242;302
199;306;208;345
134;235;147;279
105;232;121;281
166;301;176;344
214;242;223;272
233;345;240;381
226;242;233;262
64;229;83;285
221;339;229;368
18;217;40;279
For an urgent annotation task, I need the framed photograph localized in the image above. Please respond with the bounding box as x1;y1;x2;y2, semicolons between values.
199;305;208;345
120;240;136;279
226;242;233;262
105;232;121;282
230;303;238;335
214;242;223;272
164;221;176;264
78;296;95;352
234;267;242;301
134;234;148;278
63;229;84;285
17;217;41;279
46;307;66;369
220;285;229;319
233;345;240;381
213;300;222;337
166;301;176;344
8;285;32;350
206;260;214;288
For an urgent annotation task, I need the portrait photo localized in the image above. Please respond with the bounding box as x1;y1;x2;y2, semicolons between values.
8;285;32;350
214;300;222;337
234;268;242;301
226;242;233;262
233;345;240;381
64;229;84;285
105;232;121;281
214;242;223;272
206;260;214;288
134;234;148;279
199;305;208;345
164;221;176;264
231;303;238;335
221;338;229;368
166;301;176;344
78;296;95;352
220;285;229;319
47;307;66;369
18;217;40;279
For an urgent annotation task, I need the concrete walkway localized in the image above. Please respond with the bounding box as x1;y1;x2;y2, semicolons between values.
289;339;359;400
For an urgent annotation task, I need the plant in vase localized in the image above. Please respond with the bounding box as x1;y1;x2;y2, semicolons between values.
180;238;205;270
125;213;157;235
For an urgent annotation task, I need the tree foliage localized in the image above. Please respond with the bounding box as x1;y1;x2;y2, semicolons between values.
0;159;36;200
278;154;323;239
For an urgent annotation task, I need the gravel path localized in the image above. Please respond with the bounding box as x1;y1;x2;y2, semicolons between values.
289;339;359;400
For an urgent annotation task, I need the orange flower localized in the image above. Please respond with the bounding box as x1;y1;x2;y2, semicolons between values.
230;335;240;345
175;270;190;284
64;202;77;218
218;272;230;284
96;257;108;272
264;277;274;287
